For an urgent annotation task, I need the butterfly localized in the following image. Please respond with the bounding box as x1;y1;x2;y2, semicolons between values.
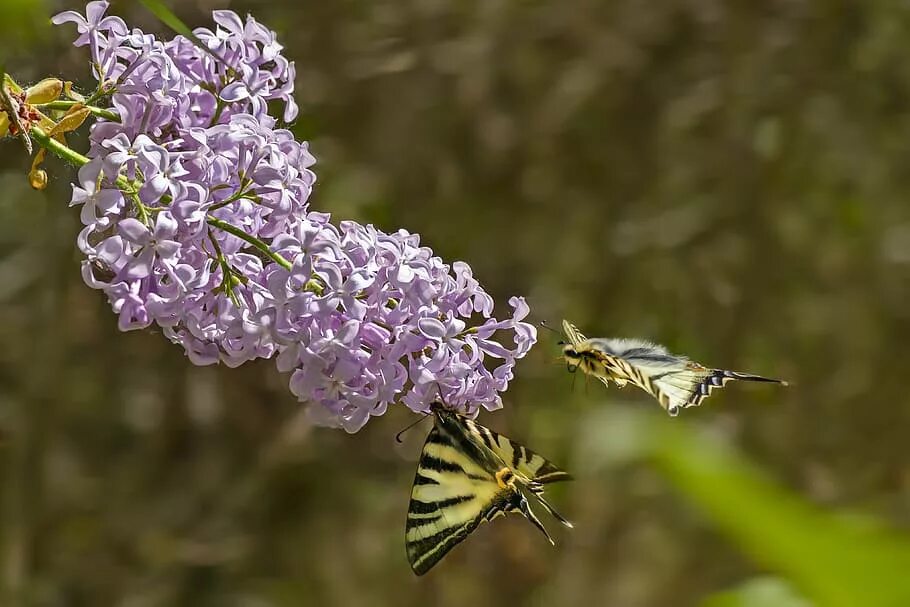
405;402;573;575
560;319;788;416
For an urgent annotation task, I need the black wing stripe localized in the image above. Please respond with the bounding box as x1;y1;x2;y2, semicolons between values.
477;425;495;451
413;473;439;486
407;519;479;575
420;455;465;474
406;411;572;575
535;470;573;483
418;495;474;510
406;512;441;526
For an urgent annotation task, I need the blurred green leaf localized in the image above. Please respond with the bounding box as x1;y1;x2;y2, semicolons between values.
0;0;46;53
584;408;910;607
701;577;813;607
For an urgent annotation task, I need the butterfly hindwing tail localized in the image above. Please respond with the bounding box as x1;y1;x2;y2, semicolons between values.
686;368;788;408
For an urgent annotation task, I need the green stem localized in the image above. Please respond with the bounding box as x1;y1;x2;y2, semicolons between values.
34;101;119;122
206;216;292;271
29;126;89;166
27;126;312;280
30;125;133;191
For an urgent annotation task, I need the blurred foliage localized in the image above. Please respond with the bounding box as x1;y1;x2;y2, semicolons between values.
701;577;812;607
581;407;910;606
0;0;47;56
2;0;910;606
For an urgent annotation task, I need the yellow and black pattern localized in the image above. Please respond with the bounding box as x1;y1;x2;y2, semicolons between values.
561;319;787;415
405;404;572;575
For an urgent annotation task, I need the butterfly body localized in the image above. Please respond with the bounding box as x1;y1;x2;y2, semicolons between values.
561;320;787;416
405;403;572;575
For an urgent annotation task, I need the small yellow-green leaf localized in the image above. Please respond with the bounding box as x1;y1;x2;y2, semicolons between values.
52;106;90;135
3;73;24;95
25;77;62;104
63;81;85;103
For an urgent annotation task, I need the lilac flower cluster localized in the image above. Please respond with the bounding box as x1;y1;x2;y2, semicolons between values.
54;1;536;431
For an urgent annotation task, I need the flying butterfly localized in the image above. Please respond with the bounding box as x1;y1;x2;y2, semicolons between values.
405;402;572;575
560;319;787;416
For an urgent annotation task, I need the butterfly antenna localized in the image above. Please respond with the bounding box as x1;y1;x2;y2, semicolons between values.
395;413;431;443
538;320;566;346
538;320;561;335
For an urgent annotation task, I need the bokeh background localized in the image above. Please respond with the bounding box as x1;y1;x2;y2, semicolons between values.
2;0;910;605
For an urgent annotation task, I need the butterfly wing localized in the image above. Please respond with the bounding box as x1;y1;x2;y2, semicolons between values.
462;417;574;528
406;412;574;575
461;417;571;484
561;319;588;346
653;365;788;414
587;339;787;415
405;424;516;575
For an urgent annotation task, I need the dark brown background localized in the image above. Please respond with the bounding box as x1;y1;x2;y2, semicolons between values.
2;1;909;605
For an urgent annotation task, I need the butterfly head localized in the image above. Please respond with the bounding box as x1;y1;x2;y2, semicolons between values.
561;344;582;373
428;400;463;423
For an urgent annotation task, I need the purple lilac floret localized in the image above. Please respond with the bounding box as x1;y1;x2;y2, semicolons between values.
55;1;537;432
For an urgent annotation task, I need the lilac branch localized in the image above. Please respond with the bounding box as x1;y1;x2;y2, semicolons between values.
35;100;119;121
205;216;292;271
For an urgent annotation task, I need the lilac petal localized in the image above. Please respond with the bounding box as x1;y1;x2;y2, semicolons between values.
317;264;343;289
508;296;531;321
51;10;88;26
85;0;110;25
417;317;447;340
220;82;249;102
333;357;362;384
213;10;244;34
98;15;128;35
155;239;181;259
344;297;367;320
81;260;109;289
283;96;299;122
276;343;301;374
124;247;155;280
395;265;415;284
118;218;149;244
335;319;360;344
476;338;512;359
77;158;103;190
96;236;126;264
345;272;374;293
94;189;124;214
340;406;371;434
154;212;178;239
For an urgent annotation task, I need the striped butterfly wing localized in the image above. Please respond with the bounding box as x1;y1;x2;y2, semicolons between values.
593;341;788;415
405;424;516;575
462;418;574;530
462;417;572;485
583;338;699;413
652;364;787;415
561;319;588;347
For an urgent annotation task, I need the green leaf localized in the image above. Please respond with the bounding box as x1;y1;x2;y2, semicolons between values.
701;577;813;607
581;408;910;607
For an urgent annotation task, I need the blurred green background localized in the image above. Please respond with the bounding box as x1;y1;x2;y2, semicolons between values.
2;0;910;605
